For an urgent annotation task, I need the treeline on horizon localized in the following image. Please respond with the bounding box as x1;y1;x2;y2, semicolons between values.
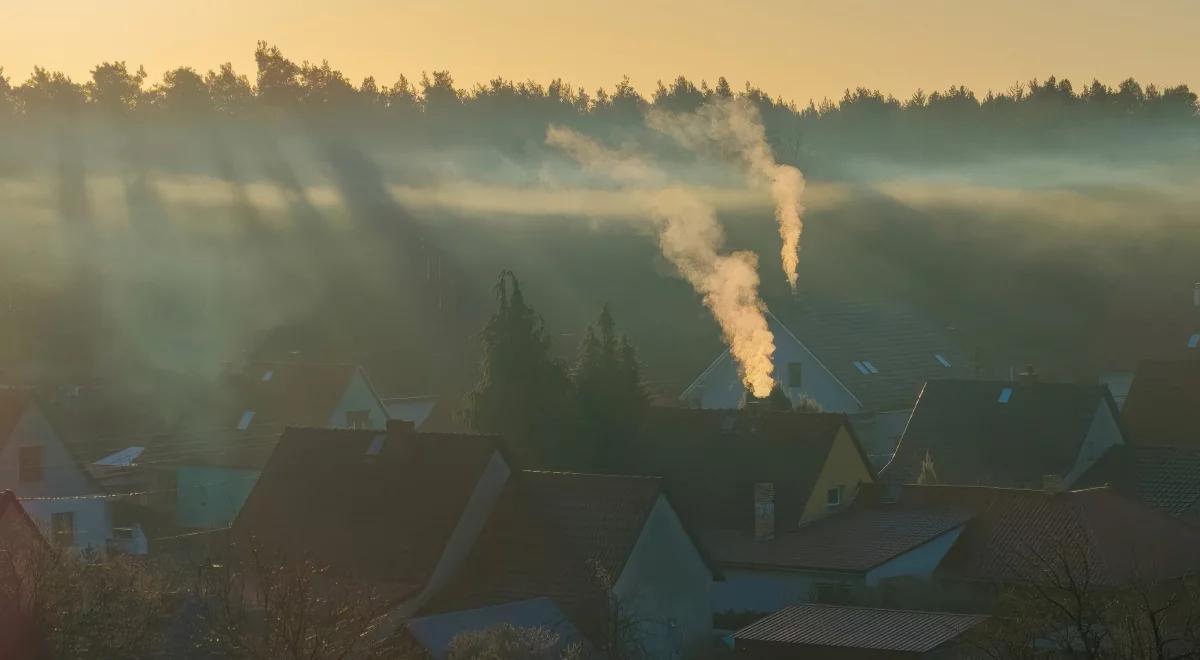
1;42;1198;162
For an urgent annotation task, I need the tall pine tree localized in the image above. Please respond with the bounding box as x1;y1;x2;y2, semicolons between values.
573;304;648;470
464;271;574;465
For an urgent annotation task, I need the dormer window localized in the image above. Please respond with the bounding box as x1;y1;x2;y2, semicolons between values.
237;410;255;430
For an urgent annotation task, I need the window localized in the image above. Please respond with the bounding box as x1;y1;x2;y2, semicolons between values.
366;436;385;456
236;410;255;430
935;354;952;367
853;361;869;375
18;446;43;483
51;512;74;547
261;370;274;382
998;387;1013;403
862;361;879;374
826;485;843;508
786;362;803;389
346;410;372;430
1189;334;1200;349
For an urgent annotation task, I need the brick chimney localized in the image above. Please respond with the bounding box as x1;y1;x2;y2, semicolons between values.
754;482;776;541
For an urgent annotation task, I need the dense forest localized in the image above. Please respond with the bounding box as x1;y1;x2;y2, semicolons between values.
1;43;1198;431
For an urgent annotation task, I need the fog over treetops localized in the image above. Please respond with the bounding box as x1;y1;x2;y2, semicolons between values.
1;43;1198;422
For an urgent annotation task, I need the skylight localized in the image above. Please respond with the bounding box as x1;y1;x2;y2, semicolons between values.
262;370;274;382
366;436;385;456
863;361;879;374
853;361;869;375
1189;334;1200;349
237;410;255;430
935;354;951;368
997;387;1013;404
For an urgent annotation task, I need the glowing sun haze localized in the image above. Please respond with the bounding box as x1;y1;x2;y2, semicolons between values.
2;0;1196;103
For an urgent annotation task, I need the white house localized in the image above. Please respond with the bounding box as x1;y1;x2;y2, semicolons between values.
0;389;112;555
682;298;971;467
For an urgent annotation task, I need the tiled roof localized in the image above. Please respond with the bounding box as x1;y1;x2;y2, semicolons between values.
0;490;42;545
881;379;1118;488
425;471;671;620
405;598;588;660
1121;360;1200;447
734;604;986;652
1076;444;1200;518
767;297;971;411
700;504;971;571
906;485;1200;586
231;426;502;591
625;407;854;536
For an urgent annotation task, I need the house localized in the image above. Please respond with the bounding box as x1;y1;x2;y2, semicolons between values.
1075;443;1200;521
401;598;590;660
733;604;987;659
0;491;44;659
681;298;971;466
881;379;1125;489
1119;359;1200;447
623;407;875;617
381;395;439;430
0;389;111;555
427;470;714;659
232;423;509;615
97;361;391;532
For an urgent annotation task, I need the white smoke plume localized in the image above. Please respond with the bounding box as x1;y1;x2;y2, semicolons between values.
647;97;806;290
546;125;777;397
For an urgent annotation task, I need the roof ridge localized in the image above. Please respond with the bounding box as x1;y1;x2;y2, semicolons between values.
785;603;987;619
520;469;662;481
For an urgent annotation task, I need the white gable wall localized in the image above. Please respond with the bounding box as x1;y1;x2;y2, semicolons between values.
0;403;111;554
615;495;713;659
682;320;862;414
326;370;389;430
1064;400;1126;487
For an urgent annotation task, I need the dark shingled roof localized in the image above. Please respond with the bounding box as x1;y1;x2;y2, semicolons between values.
1121;360;1200;447
231;426;502;592
734;604;986;653
767;297;971;411
700;503;971;571
1076;444;1200;519
906;485;1200;586
881;379;1120;488
627;407;858;536
425;471;667;618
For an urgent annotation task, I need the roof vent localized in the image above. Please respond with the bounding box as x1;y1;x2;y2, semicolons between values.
997;387;1013;404
236;410;255;430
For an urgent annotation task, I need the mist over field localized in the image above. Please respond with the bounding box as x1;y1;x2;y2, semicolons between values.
1;53;1199;421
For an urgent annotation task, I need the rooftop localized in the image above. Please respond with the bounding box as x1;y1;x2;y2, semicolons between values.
1121;359;1200;448
734;603;986;652
881;379;1119;488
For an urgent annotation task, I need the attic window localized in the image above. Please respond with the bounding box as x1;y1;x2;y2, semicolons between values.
261;370;274;382
237;410;255;430
997;387;1013;404
1189;334;1200;349
366;436;385;456
826;485;843;508
934;354;952;368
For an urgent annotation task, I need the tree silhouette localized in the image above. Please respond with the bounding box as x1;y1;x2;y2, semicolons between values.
573;304;648;470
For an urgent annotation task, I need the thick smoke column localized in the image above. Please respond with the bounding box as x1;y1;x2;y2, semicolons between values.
647;98;806;290
546;126;777;396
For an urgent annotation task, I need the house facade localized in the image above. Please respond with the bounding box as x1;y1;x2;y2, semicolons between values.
0;390;111;555
681;299;971;467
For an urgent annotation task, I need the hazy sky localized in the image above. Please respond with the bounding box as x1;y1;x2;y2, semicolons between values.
2;0;1196;103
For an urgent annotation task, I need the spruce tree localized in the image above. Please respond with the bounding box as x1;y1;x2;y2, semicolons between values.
464;271;574;465
573;304;648;470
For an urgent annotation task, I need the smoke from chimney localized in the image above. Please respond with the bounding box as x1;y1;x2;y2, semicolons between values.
546;126;777;396
646;98;807;290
